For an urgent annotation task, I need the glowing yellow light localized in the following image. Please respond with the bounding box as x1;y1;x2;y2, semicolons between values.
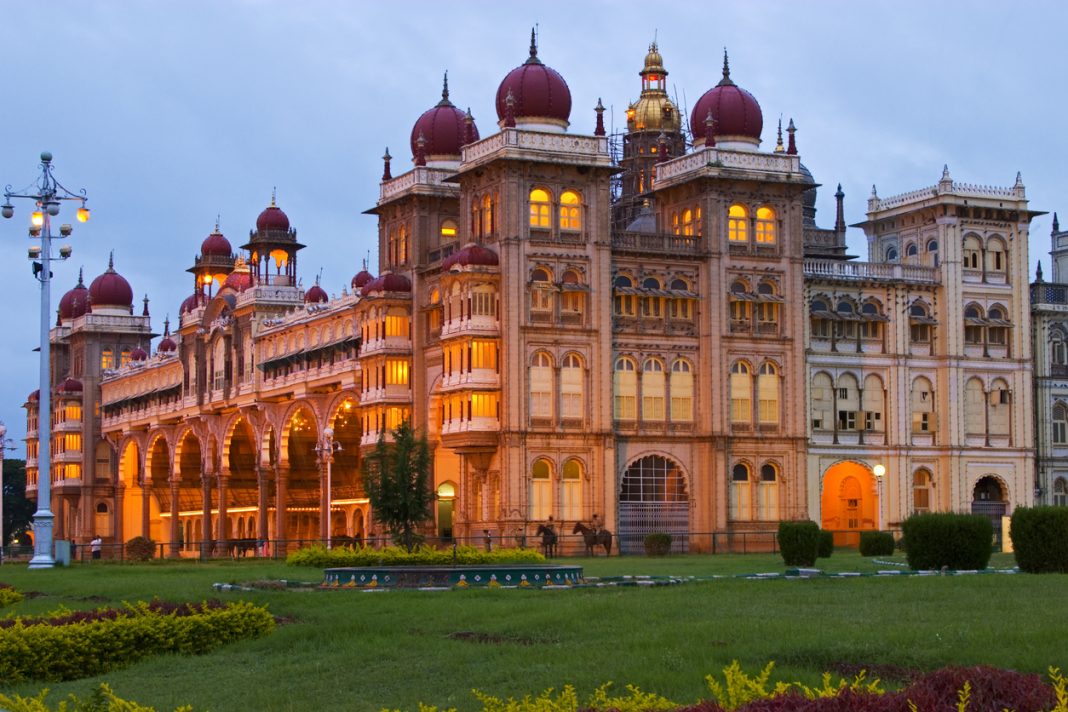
31;211;44;227
270;249;288;268
77;207;90;223
441;226;456;236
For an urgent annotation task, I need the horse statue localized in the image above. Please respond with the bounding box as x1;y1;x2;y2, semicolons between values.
573;522;613;556
535;523;558;558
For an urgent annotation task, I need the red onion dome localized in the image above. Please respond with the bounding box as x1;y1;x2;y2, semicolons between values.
88;253;134;309
130;347;148;362
256;193;290;233
442;243;499;270
690;52;763;144
158;335;177;353
222;256;253;293
411;74;480;159
179;291;208;314
361;272;412;297
351;269;374;291
305;283;328;304
58;268;90;320
495;32;571;126
57;378;83;394
200;224;232;257
28;389;40;402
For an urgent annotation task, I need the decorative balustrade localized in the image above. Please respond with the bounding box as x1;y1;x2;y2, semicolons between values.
655;147;800;183
803;259;939;284
461;129;610;166
874;180;1021;211
440;316;499;339
1032;283;1068;306
439;369;499;392
379;166;456;203
612;231;701;255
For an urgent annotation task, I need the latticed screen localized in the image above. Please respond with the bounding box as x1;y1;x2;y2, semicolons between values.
619;456;688;502
618;456;690;554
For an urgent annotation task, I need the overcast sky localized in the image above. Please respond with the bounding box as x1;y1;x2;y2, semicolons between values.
1;0;1064;445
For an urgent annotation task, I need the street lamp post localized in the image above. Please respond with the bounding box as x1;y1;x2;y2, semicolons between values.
873;464;886;532
1;421;7;564
315;427;341;549
3;152;90;570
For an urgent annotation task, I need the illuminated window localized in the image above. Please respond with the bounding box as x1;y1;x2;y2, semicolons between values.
120;349;132;368
561;354;584;420
440;219;458;239
559;190;581;231
66;404;82;422
728;204;748;242
561;459;583;520
529;188;551;228
614;357;637;420
530;352;553;419
730;462;752;520
682;209;694;236
470;392;498;419
757;362;779;425
481;194;494;237
384;313;410;338
385;358;410;386
670;359;693;422
642;358;665;421
101;349;115;370
730;362;752;423
755;207;776;244
913;469;932;513
530;459;552;520
671;211;680;235
470;340;498;370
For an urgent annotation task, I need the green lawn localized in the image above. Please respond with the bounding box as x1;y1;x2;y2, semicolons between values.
0;551;1062;711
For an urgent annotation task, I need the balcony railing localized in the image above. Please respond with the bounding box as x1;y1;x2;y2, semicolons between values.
612;231;702;256
804;259;939;283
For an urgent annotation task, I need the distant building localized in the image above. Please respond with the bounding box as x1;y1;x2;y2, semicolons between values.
23;38;1042;554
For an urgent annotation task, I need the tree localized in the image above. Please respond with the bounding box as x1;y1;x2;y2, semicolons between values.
363;421;433;553
3;458;35;547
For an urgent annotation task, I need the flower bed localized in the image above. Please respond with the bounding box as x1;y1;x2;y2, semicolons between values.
0;600;274;683
0;683;192;712
287;543;545;568
0;583;23;608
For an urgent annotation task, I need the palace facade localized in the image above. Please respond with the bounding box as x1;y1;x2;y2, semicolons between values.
23;38;1043;554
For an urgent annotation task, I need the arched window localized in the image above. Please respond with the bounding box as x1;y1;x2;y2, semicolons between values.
559;190;581;231
471;198;482;239
963;235;983;270
670;359;693;422
481;194;495;237
986;236;1007;275
987;305;1009;346
811;372;834;431
101;349;115;370
1053;403;1068;444
926;239;939;267
909;302;933;344
561;354;584;421
886;246;898;262
836;373;859;431
614;357;637;420
641;277;662;317
560;270;584;320
757;462;780;521
529;188;551;228
862;374;884;432
529;352;554;420
1054;477;1068;507
964;304;984;345
642;358;666;421
1052;335;1067;366
120;348;132;368
755;207;776;244
669;278;693;319
729;280;751;332
730;462;752;520
810;298;832;340
757;362;779;425
756;281;779;331
905;242;918;258
835;300;857;340
530;268;553;318
913;469;932;513
860;301;883;340
613;275;636;316
681;208;694;236
530;459;552;520
988;378;1010;436
561;459;584;520
671;211;680;235
730;361;752;423
728;204;748;243
965;378;985;436
440;219;458;240
911;376;935;434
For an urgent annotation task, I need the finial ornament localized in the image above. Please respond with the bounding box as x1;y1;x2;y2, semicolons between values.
1015;171;1024;186
942;164;951;180
77;266;84;286
871;185;878;197
142;293;150;317
1036;261;1044;282
786;118;797;155
108;250;115;271
774;117;784;152
271;187;277;207
382;147;392;181
525;26;542;65
163;315;170;335
717;48;734;87
1053;212;1060;232
594;98;606;136
443;71;449;101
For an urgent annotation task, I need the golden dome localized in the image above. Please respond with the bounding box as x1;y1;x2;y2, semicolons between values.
642;42;665;76
627;95;681;133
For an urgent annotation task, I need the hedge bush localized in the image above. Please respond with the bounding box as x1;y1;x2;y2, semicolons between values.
858;531;895;557
0;600;274;683
287;543;546;568
901;513;993;570
0;583;23;608
817;530;834;559
125;536;156;562
644;533;673;556
1010;506;1068;573
0;683;193;712
777;521;820;567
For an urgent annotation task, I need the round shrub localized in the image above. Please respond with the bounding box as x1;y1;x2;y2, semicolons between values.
0;584;22;608
1010;505;1068;573
858;530;895;557
125;536;156;562
643;532;673;556
901;513;993;570
777;521;820;567
817;529;834;559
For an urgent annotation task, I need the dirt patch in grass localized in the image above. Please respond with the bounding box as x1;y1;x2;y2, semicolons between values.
447;630;539;646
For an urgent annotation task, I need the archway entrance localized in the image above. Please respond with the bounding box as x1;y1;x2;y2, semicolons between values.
618;455;689;554
821;462;878;547
436;481;456;541
971;475;1007;546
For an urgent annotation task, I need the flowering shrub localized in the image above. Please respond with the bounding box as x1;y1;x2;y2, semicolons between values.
0;683;192;711
287;544;545;568
0;583;23;608
0;600;274;682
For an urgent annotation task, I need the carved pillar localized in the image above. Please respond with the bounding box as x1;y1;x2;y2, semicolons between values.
168;477;180;558
217;472;229;551
200;473;213;559
275;469;289;555
318;458;330;543
140;469;151;540
256;465;268;545
114;482;125;549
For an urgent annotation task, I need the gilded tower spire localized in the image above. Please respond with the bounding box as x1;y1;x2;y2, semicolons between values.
717;48;735;87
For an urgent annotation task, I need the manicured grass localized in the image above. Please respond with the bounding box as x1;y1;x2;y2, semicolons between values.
0;551;1060;711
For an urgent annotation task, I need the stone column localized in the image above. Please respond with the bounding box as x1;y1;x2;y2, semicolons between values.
168;477;180;558
255;465;268;546
114;482;125;550
200;474;213;559
275;469;288;555
318;458;330;543
140;474;151;540
217;472;229;553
